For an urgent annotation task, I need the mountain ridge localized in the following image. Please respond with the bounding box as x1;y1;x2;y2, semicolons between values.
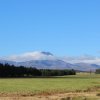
0;51;100;71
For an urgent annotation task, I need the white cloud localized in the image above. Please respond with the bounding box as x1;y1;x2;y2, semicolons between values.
63;55;100;65
1;51;56;62
1;51;100;65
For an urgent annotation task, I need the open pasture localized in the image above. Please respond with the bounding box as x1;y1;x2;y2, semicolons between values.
0;73;99;100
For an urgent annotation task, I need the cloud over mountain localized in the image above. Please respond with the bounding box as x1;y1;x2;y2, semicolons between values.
63;55;100;65
0;51;100;71
1;51;100;65
1;51;56;62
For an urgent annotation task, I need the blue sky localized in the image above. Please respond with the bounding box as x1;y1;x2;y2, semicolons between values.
0;0;100;56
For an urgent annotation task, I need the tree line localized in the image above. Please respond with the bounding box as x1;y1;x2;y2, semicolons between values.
0;63;76;77
95;69;100;74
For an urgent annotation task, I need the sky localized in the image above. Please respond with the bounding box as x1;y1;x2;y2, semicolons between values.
0;0;100;57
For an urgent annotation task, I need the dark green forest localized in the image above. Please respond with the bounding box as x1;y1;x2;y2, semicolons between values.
95;69;100;74
0;63;76;77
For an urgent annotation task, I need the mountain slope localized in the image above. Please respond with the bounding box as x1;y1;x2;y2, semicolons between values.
17;59;74;69
74;63;100;71
0;51;100;71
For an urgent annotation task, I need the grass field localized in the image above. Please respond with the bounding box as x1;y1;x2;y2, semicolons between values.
0;73;100;100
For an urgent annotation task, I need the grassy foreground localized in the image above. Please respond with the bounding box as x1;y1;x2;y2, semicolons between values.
0;73;99;96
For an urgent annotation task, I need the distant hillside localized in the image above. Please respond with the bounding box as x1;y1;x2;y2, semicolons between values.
0;51;100;71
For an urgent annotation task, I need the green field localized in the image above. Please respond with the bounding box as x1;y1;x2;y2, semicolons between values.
0;73;99;95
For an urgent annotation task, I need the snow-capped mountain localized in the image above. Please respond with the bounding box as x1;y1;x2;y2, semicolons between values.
0;51;100;71
0;51;75;69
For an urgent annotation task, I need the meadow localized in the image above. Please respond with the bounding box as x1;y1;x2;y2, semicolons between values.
0;73;100;100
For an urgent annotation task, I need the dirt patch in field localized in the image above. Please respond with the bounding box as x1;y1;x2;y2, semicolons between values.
0;86;100;97
0;92;100;100
0;86;100;100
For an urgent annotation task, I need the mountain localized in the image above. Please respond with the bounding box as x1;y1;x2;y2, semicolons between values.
0;59;16;65
41;52;53;56
0;51;100;71
17;59;74;69
74;63;100;71
0;51;74;69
